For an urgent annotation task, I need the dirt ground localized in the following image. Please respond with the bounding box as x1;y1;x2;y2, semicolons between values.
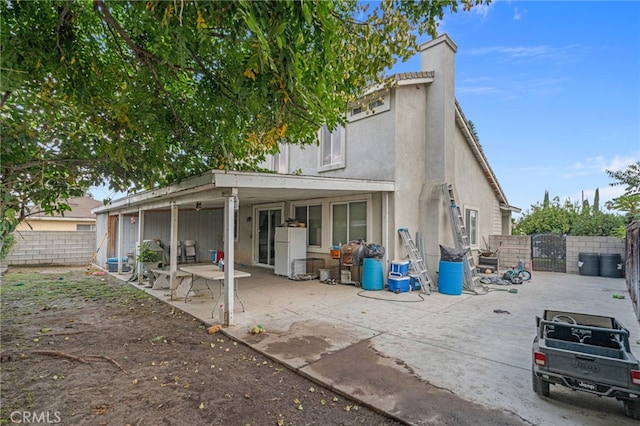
1;267;527;426
0;268;401;425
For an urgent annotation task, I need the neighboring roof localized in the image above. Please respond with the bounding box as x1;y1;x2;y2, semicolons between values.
454;100;520;213
28;196;103;219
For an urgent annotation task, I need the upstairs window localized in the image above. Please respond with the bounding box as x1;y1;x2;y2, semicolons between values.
267;145;288;173
348;91;390;122
319;124;345;170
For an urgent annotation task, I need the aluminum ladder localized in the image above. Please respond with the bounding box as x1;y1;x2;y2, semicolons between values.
398;228;434;294
443;183;480;291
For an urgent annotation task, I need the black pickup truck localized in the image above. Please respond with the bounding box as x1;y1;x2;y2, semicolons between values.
532;310;640;419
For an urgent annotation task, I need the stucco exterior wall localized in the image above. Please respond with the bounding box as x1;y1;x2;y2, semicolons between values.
4;231;96;266
286;101;396;181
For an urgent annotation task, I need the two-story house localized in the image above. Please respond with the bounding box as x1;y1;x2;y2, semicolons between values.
94;34;518;289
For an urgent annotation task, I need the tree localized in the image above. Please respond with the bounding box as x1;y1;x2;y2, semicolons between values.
606;161;640;196
513;191;623;237
513;195;577;235
0;0;490;250
593;188;600;214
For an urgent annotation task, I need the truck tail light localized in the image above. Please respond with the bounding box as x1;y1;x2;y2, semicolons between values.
534;351;546;367
631;370;640;385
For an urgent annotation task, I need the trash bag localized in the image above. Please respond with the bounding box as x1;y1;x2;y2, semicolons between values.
439;245;468;262
364;243;385;259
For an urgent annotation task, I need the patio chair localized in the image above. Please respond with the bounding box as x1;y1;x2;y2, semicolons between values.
184;240;197;263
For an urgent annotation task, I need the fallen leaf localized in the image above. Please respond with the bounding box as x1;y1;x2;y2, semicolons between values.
40;328;52;333
309;387;316;393
132;379;138;385
199;402;204;409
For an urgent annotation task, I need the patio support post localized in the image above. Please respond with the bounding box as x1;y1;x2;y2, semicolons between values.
117;213;124;274
223;190;237;326
169;202;179;300
137;208;145;285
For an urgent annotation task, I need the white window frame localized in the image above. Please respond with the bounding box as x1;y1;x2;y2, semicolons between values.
293;204;322;247
317;124;346;172
465;207;479;248
270;144;289;174
348;91;390;122
330;198;369;246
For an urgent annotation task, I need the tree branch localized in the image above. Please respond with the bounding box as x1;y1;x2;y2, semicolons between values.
0;91;10;109
55;2;72;56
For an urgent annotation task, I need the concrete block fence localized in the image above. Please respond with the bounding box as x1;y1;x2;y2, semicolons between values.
565;236;625;275
487;234;625;275
3;231;96;266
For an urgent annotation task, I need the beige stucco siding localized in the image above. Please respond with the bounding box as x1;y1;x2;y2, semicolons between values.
450;125;502;242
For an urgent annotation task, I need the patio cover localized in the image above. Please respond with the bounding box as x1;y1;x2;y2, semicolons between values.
93;170;395;325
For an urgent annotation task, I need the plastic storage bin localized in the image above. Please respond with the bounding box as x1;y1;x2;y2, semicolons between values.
107;257;130;272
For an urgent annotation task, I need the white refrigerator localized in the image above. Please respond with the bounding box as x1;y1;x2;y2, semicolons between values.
274;227;307;277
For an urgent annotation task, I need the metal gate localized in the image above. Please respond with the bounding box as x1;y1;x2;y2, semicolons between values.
531;234;566;272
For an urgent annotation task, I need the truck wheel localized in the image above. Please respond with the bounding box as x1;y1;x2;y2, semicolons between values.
532;370;550;397
624;399;640;420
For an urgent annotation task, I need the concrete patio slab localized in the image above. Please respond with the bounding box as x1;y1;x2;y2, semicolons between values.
118;266;640;425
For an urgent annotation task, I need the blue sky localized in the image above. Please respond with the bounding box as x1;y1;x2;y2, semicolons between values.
392;0;640;216
92;1;640;218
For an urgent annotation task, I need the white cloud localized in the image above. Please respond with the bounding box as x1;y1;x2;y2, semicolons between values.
513;7;527;20
571;153;640;174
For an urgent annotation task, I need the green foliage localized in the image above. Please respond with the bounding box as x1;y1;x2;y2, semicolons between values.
514;191;625;237
0;0;489;244
0;232;15;260
606;161;640;196
593;188;600;214
136;242;161;263
605;194;640;221
570;212;625;237
605;162;640;224
514;195;577;235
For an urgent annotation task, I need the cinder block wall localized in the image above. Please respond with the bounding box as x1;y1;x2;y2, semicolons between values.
487;235;531;271
488;234;625;275
4;231;96;266
565;236;625;275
